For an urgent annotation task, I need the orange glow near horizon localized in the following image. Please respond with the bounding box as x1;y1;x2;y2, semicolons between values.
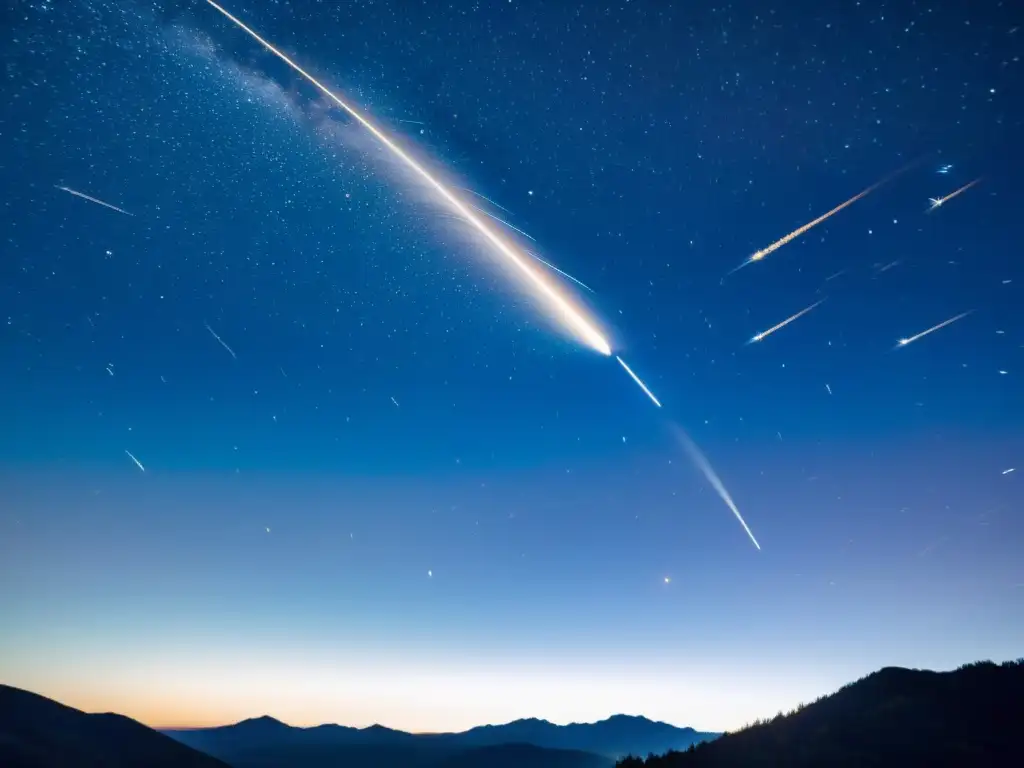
2;653;855;734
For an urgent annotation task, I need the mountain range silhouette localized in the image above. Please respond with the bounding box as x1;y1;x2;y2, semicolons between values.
162;711;716;766
5;659;1021;768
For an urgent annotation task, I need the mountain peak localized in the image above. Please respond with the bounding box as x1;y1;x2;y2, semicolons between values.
233;715;289;729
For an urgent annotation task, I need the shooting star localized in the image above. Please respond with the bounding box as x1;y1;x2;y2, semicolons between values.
825;383;833;395
125;450;146;472
527;251;594;293
466;202;536;241
55;185;133;216
204;321;237;359
928;177;982;212
732;172;898;274
205;0;610;357
748;299;826;344
671;425;760;550
895;310;974;349
461;187;512;214
1002;468;1015;475
825;268;849;282
616;356;662;407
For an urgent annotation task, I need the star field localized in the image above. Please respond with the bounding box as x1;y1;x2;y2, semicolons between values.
1;0;1021;734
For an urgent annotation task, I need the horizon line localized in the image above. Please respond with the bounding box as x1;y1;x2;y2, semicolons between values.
155;711;693;733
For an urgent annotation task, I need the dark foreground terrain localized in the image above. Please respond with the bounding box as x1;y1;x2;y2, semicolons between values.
0;684;229;768
0;682;710;768
617;660;1024;768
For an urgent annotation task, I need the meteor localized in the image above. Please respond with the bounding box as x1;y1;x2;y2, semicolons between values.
732;173;893;273
748;299;826;344
461;187;512;215
895;310;974;349
527;251;594;293
204;321;237;359
616;356;662;408
466;202;536;241
204;1;611;356
927;177;982;212
671;425;760;550
55;185;133;216
125;450;146;472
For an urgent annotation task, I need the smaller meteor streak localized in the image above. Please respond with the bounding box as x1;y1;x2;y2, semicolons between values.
749;299;826;344
672;425;760;550
466;202;536;241
125;450;146;472
204;322;237;359
825;268;849;282
55;185;133;216
616;356;662;408
895;310;974;349
462;187;512;214
1003;468;1016;475
732;174;894;274
928;177;982;211
527;251;594;293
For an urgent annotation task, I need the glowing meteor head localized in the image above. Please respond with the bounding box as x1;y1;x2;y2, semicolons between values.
898;338;909;346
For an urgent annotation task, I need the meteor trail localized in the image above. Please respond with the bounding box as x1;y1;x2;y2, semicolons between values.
125;450;146;472
205;0;610;356
55;185;133;216
928;177;982;211
616;356;662;408
204;321;237;359
671;425;760;550
732;173;894;273
526;251;594;293
749;299;826;344
462;187;512;214
466;202;536;241
895;310;974;349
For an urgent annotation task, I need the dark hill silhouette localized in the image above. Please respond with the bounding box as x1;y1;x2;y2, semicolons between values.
164;711;716;764
457;715;716;758
617;659;1024;768
0;683;230;768
437;742;614;768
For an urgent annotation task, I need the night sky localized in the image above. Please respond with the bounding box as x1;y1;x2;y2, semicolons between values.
2;0;1022;734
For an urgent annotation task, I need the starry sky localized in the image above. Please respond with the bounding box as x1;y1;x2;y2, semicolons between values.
1;0;1022;735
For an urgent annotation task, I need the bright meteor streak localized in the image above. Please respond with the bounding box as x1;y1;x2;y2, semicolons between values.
749;299;826;344
928;177;982;211
205;1;610;356
731;174;892;274
616;357;662;408
55;185;133;216
895;310;974;349
671;425;760;551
